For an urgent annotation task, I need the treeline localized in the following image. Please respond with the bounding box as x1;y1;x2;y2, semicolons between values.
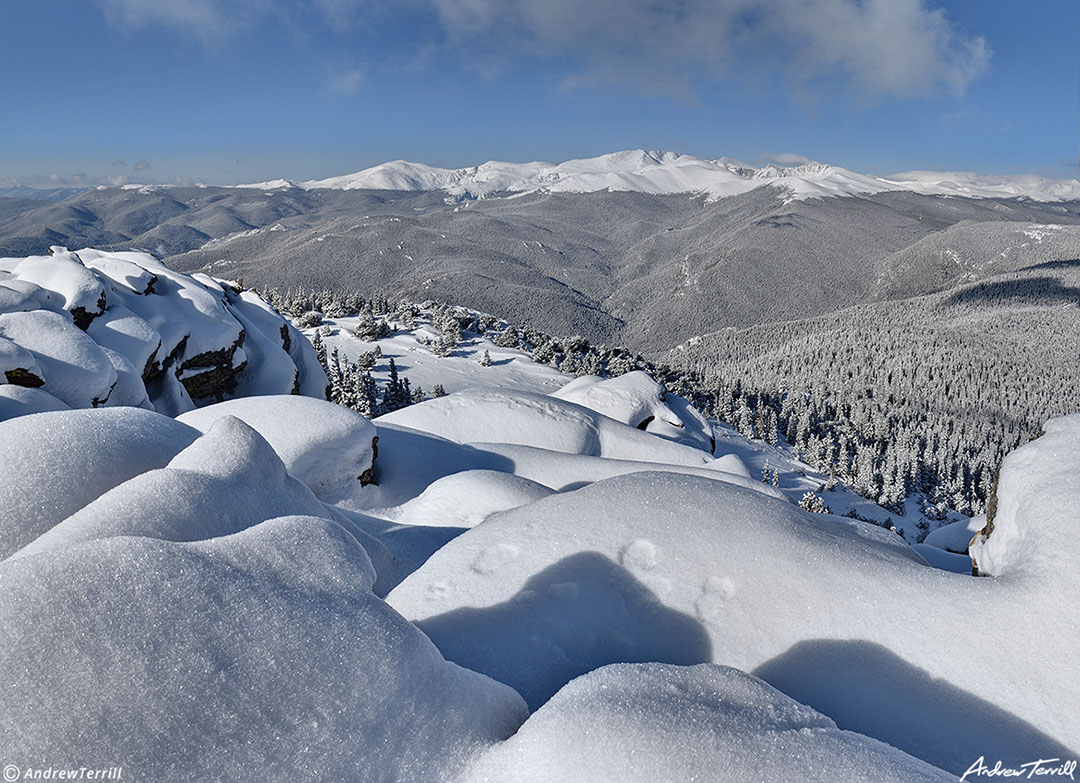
260;286;660;412
261;272;1080;518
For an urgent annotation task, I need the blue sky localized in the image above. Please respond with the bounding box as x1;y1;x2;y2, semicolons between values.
1;0;1076;186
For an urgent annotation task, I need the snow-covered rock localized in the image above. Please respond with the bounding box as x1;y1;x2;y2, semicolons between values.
178;395;378;502
0;517;527;781
13;417;347;558
924;514;985;554
0;408;199;559
551;371;713;453
463;663;953;783
0;248;327;418
387;470;555;528
0;309;117;407
376;390;714;466
0;333;45;388
467;441;784;499
86;303;162;380
0;248;106;328
0;384;68;420
970;415;1080;581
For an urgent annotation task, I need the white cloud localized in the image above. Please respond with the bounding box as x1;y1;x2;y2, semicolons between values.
100;0;243;40
98;0;990;100
424;0;990;99
327;67;366;95
764;153;814;166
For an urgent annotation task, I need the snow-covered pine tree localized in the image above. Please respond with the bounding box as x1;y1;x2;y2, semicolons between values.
381;358;410;413
353;309;378;341
494;326;518;348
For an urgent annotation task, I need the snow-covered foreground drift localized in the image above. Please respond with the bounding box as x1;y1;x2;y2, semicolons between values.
1;342;1077;779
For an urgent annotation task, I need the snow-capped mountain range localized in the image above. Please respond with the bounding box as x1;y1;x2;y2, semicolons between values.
238;149;1080;203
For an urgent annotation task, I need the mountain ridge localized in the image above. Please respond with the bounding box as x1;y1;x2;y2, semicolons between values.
249;149;1080;204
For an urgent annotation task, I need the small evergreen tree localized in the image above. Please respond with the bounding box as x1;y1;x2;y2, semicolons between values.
799;492;830;514
353;309;379;341
494;326;518;348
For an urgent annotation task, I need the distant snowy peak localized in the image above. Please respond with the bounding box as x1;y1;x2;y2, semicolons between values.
244;150;1080;203
882;170;1080;201
233;178;298;191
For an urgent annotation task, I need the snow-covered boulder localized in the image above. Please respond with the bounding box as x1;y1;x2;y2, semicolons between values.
226;292;305;397
969;416;1080;580
0;408;199;559
463;663;953;783
0;248;327;418
12;416;359;560
468;441;784;499
388;470;1080;773
0;310;117;407
86;303;163;380
377;390;714;466
0;385;68;420
100;345;154;409
924;514;985;554
178;395;379;502
388;470;555;527
79;249;159;295
0;517;527;781
551;371;713;453
0;247;106;328
0;333;45;388
709;452;752;478
353;423;513;509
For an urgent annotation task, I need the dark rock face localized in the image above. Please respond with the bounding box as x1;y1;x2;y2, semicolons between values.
70;292;107;331
3;368;44;388
179;331;247;402
359;436;379;486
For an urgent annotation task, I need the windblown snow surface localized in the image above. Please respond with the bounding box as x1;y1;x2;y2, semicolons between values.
1;279;1077;781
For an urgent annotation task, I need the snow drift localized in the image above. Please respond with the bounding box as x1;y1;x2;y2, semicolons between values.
388;464;1080;774
463;663;954;783
0;517;526;782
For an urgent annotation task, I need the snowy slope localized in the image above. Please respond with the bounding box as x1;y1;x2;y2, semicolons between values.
281;149;1080;203
3;277;1078;779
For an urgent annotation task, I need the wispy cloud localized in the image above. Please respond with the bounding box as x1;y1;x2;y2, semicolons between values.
326;67;365;95
100;0;244;41
763;153;814;166
424;0;990;100
97;0;990;101
133;159;152;171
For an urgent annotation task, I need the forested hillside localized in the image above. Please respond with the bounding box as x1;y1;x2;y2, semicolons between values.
669;262;1080;515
